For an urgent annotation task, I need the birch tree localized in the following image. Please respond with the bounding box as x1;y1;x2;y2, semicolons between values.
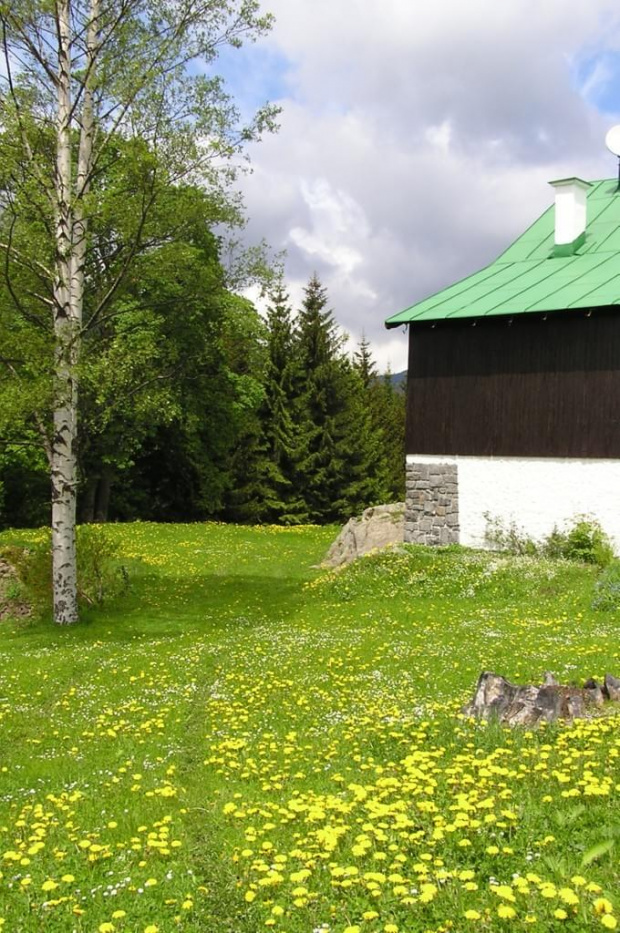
0;0;277;622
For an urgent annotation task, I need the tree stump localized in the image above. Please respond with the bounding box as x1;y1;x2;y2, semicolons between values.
462;671;619;726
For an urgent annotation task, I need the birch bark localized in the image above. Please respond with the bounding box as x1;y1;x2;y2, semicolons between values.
51;0;78;623
51;0;99;623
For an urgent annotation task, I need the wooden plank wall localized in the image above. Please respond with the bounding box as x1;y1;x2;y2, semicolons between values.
406;312;620;458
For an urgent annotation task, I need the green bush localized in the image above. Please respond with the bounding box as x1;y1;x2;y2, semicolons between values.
1;525;128;617
77;524;129;606
485;514;615;568
483;515;538;556
1;536;51;616
544;519;614;568
591;560;620;611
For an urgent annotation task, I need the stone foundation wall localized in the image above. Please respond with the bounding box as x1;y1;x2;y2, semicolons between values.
405;461;459;545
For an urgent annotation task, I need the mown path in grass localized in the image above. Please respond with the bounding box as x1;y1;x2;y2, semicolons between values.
0;523;618;933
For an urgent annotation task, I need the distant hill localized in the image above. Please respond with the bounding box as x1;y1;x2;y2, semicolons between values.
389;370;406;388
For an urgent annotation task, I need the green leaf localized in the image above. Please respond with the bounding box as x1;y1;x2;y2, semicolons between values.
581;839;615;866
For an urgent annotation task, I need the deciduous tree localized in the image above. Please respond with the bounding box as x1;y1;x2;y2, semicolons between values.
0;0;277;621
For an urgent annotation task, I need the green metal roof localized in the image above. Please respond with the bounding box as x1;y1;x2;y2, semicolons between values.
385;178;620;328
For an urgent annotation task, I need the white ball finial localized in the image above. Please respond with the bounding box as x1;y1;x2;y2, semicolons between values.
605;125;620;156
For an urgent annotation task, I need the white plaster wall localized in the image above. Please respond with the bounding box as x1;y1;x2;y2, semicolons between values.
406;455;620;552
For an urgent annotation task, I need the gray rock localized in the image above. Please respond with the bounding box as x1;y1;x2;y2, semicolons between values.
604;673;620;702
583;679;605;707
566;693;588;718
322;503;405;568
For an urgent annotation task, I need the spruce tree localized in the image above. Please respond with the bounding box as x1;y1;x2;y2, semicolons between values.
293;275;345;521
353;334;378;390
294;276;389;522
374;368;406;501
257;282;307;523
331;359;392;516
351;340;407;504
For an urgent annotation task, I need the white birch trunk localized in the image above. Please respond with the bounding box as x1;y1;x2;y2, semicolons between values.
51;0;99;624
51;0;78;624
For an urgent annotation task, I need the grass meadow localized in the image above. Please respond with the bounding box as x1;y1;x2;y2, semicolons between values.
0;522;618;933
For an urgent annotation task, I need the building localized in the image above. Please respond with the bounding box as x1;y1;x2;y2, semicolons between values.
385;177;620;550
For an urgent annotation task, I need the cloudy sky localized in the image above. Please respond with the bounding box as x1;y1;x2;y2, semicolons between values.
219;0;620;373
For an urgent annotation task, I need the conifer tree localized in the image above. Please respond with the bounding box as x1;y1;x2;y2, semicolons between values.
255;282;306;523
351;339;407;503
375;367;406;501
294;276;389;522
331;359;391;516
353;334;378;390
293;275;344;521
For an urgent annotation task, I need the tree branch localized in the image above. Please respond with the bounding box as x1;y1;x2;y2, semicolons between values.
82;186;158;334
2;11;59;87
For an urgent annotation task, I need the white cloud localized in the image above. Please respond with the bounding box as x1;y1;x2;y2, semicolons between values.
234;0;620;372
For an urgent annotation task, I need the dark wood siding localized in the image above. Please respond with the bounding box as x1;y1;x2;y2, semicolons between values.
406;312;620;458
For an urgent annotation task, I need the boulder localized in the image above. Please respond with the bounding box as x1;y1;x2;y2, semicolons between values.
322;503;405;568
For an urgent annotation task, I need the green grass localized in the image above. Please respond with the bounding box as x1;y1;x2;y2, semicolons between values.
0;523;618;933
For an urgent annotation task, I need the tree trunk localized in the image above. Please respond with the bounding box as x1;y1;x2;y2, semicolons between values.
51;383;79;622
80;476;98;524
94;467;113;523
51;0;99;623
51;0;79;624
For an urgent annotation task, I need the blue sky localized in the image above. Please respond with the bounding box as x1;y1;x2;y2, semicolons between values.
573;50;620;117
205;43;294;119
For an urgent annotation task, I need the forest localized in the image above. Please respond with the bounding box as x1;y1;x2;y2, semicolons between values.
1;261;404;529
0;0;404;551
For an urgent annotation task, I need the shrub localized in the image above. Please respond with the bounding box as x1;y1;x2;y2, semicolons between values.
76;524;129;607
1;537;51;616
591;560;620;611
544;519;614;568
483;514;539;556
1;525;128;617
484;515;615;568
